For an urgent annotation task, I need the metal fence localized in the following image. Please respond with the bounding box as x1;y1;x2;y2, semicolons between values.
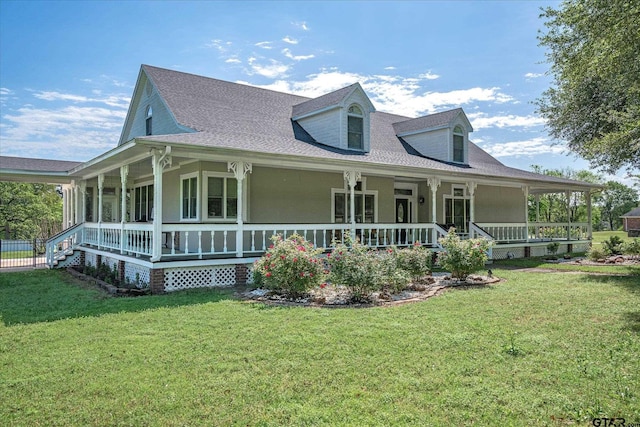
0;239;48;269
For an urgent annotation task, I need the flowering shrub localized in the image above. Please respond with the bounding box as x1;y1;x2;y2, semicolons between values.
396;242;433;281
326;237;383;302
253;234;325;298
437;229;492;279
379;246;411;294
623;238;640;256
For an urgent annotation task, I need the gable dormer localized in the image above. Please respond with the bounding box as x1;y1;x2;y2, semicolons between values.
393;108;473;164
118;65;194;145
292;83;375;152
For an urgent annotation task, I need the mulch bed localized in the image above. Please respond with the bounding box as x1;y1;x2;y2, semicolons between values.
238;274;502;308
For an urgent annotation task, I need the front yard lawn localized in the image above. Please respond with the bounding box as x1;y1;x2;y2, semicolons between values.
1;268;638;425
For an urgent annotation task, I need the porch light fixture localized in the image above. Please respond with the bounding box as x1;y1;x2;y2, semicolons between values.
419;196;425;204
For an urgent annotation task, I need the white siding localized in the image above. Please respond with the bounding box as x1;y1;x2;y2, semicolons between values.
297;109;341;148
403;129;449;161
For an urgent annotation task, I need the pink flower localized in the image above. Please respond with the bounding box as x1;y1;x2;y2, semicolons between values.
266;272;272;277
293;257;298;262
320;283;327;289
300;272;305;277
281;255;286;260
266;253;272;258
269;244;274;249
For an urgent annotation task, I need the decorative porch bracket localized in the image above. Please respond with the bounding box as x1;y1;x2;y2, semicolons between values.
228;161;253;257
343;170;362;242
150;147;172;261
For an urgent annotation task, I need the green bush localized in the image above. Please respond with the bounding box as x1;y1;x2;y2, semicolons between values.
327;237;383;302
587;246;606;261
437;229;492;280
622;238;640;256
253;234;325;298
602;236;624;255
396;242;433;281
379;247;411;294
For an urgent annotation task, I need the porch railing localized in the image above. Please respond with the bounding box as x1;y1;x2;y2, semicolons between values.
46;221;590;264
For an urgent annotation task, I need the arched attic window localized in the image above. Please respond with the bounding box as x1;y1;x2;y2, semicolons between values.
145;106;153;136
453;125;465;163
347;104;364;150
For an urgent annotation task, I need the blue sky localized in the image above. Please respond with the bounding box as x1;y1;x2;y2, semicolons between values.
0;0;633;184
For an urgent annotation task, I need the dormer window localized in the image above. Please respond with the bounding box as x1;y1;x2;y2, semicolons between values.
347;104;364;150
145;106;153;136
453;125;464;163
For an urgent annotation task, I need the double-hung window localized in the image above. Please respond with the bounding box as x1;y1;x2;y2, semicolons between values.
332;180;377;223
347;104;364;150
180;173;198;220
133;183;154;221
204;173;238;220
453;125;465;163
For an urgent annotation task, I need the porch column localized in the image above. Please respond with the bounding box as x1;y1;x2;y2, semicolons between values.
80;181;87;223
522;185;529;241
228;161;253;257
97;174;104;248
151;147;172;262
62;186;68;229
343;170;361;242
427;177;441;244
586;190;593;239
467;181;477;224
120;165;129;254
565;190;572;240
73;181;79;226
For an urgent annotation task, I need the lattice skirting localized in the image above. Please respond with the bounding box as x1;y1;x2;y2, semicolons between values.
57;251;82;268
101;255;119;272
124;263;151;288
164;265;236;292
491;247;526;260
85;252;97;267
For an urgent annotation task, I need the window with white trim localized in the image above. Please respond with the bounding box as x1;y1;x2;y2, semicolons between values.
444;184;470;232
347;104;364;150
332;180;377;223
203;173;238;220
145;106;153;136
133;183;154;222
453;125;464;163
180;173;198;220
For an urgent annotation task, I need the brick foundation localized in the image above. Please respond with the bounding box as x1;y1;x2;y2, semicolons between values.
235;264;249;286
150;268;165;294
118;260;125;285
79;251;86;267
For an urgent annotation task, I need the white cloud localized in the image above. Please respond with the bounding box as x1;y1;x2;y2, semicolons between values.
225;58;241;64
0;88;13;96
252;69;516;117
468;112;546;130
524;72;543;80
206;39;232;52
282;36;298;44
294;21;309;31
255;41;273;50
480;137;566;158
247;58;289;79
32;90;130;109
418;71;440;80
1;105;127;160
282;48;315;61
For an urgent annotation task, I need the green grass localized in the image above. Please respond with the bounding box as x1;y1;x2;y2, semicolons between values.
492;256;640;276
1;269;639;426
592;230;631;247
0;250;35;259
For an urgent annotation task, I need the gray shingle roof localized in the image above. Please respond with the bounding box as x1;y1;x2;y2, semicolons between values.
0;156;82;173
291;83;360;118
622;206;640;217
392;108;463;135
139;65;597;189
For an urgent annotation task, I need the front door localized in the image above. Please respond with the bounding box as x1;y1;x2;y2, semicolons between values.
396;198;409;243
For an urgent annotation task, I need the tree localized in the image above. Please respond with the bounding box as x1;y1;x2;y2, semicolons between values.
598;181;638;230
0;182;63;241
536;0;640;174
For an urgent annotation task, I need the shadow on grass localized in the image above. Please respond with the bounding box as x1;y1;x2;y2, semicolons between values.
580;274;640;334
0;269;237;326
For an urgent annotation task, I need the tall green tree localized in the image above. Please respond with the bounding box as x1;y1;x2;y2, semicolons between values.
0;182;63;240
536;0;640;174
598;181;638;230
